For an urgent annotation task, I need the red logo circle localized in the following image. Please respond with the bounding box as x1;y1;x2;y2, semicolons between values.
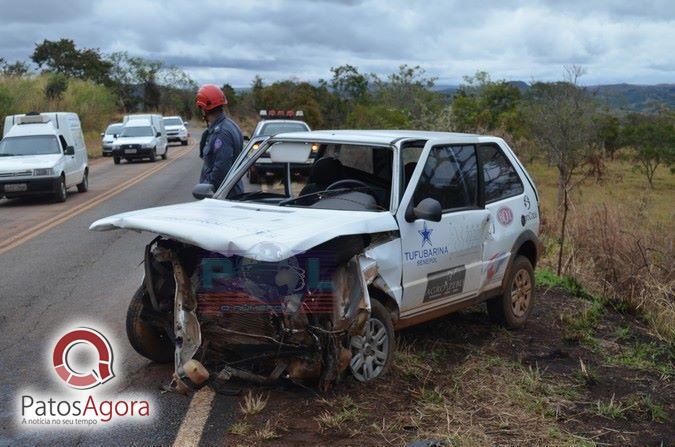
497;207;514;226
52;327;115;389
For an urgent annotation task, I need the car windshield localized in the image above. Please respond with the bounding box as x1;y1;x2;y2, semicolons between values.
120;126;153;137
0;135;61;156
163;118;183;126
105;124;123;135
218;141;393;212
258;122;308;137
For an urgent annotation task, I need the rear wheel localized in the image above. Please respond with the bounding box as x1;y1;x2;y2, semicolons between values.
76;169;88;193
54;175;67;202
126;285;173;363
349;300;394;382
487;255;535;329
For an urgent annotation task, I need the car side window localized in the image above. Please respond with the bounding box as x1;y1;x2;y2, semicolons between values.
479;144;524;203
412;145;478;211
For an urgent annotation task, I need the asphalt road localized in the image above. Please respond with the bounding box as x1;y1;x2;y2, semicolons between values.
0;134;239;446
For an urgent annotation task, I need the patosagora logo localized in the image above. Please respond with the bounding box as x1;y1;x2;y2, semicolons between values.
52;327;115;389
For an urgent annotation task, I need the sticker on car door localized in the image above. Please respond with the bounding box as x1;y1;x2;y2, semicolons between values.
423;265;466;302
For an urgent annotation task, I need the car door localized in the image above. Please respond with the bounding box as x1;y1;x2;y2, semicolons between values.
59;135;77;186
396;139;491;317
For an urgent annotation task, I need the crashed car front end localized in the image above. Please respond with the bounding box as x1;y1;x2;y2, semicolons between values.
139;230;396;391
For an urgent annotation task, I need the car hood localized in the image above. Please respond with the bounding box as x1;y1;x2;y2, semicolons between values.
90;199;398;261
102;135;116;143
0;154;62;172
114;136;155;145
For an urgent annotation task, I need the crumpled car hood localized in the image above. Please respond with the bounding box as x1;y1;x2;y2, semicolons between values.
90;198;398;261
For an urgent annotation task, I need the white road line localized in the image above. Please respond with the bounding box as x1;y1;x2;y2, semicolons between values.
172;387;216;447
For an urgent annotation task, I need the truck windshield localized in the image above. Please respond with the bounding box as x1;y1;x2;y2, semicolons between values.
0;135;61;156
120;126;154;137
163;118;183;126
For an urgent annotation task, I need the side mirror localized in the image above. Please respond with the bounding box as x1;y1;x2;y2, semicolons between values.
113;134;118;139
64;145;75;156
405;198;442;222
192;183;215;200
100;132;104;137
156;132;162;137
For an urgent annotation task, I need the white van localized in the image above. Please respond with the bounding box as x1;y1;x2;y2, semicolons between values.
0;112;88;202
112;114;168;164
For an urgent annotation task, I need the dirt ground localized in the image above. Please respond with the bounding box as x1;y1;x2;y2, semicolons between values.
220;285;674;447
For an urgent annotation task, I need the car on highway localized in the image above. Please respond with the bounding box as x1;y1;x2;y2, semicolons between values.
1;112;89;202
101;122;123;157
112;115;168;164
162;116;189;146
91;130;541;390
247;110;312;183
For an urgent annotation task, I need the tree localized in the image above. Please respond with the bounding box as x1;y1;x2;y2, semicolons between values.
44;73;69;101
450;71;522;133
0;59;30;77
221;83;238;109
32;39;111;85
521;66;597;275
621;111;675;188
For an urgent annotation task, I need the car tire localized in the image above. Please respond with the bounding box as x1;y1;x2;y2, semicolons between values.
149;148;156;162
181;140;188;146
76;169;88;193
349;299;395;382
248;169;259;184
113;156;121;165
162;147;168;160
487;255;535;329
54;175;67;203
126;285;174;364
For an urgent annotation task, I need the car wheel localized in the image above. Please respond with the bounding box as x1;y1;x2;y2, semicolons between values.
181;140;188;146
76;169;88;193
113;156;121;165
126;285;174;363
487;255;535;329
54;175;67;202
162;147;168;160
149;149;156;162
248;169;259;184
349;299;394;382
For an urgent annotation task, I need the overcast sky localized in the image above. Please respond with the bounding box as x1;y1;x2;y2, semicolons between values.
0;0;673;87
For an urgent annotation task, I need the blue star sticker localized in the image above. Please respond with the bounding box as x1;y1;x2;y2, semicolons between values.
419;222;433;247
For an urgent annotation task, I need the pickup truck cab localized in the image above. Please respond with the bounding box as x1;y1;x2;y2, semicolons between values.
162;116;189;145
1;112;89;202
91;130;541;388
247;111;311;183
112;116;168;164
101;122;123;157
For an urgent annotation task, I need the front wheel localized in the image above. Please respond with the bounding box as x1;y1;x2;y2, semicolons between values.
161;147;168;160
113;156;120;165
54;175;67;202
149;148;156;162
487;255;535;329
181;140;188;146
349;299;394;382
126;285;174;363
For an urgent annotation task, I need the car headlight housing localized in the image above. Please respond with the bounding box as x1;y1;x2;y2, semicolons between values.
33;168;54;176
142;143;154;149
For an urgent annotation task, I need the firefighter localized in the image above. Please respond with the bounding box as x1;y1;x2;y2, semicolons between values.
195;84;244;192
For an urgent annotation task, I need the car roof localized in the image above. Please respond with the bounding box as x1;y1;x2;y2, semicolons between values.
163;116;182;120
270;129;497;145
259;120;308;125
125;119;152;127
5;122;58;137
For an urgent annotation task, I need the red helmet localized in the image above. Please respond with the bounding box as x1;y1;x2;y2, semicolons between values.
195;84;227;112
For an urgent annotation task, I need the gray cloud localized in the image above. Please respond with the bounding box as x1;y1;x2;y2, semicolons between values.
0;0;673;86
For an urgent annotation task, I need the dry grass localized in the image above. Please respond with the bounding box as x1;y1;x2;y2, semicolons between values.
528;158;674;342
240;390;269;415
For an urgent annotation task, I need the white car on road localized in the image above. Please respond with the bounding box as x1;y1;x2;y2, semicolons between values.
91;130;541;388
1;112;89;202
112;117;168;164
162;116;189;146
101;122;123;157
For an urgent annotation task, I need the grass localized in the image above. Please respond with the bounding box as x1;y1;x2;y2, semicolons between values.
605;341;674;377
595;394;634;420
228;421;252;436
239;390;269;415
315;396;362;432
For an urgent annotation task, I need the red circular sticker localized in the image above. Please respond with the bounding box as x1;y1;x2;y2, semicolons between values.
497;207;513;226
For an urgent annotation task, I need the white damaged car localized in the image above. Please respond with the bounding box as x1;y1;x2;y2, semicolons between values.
90;130;541;389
